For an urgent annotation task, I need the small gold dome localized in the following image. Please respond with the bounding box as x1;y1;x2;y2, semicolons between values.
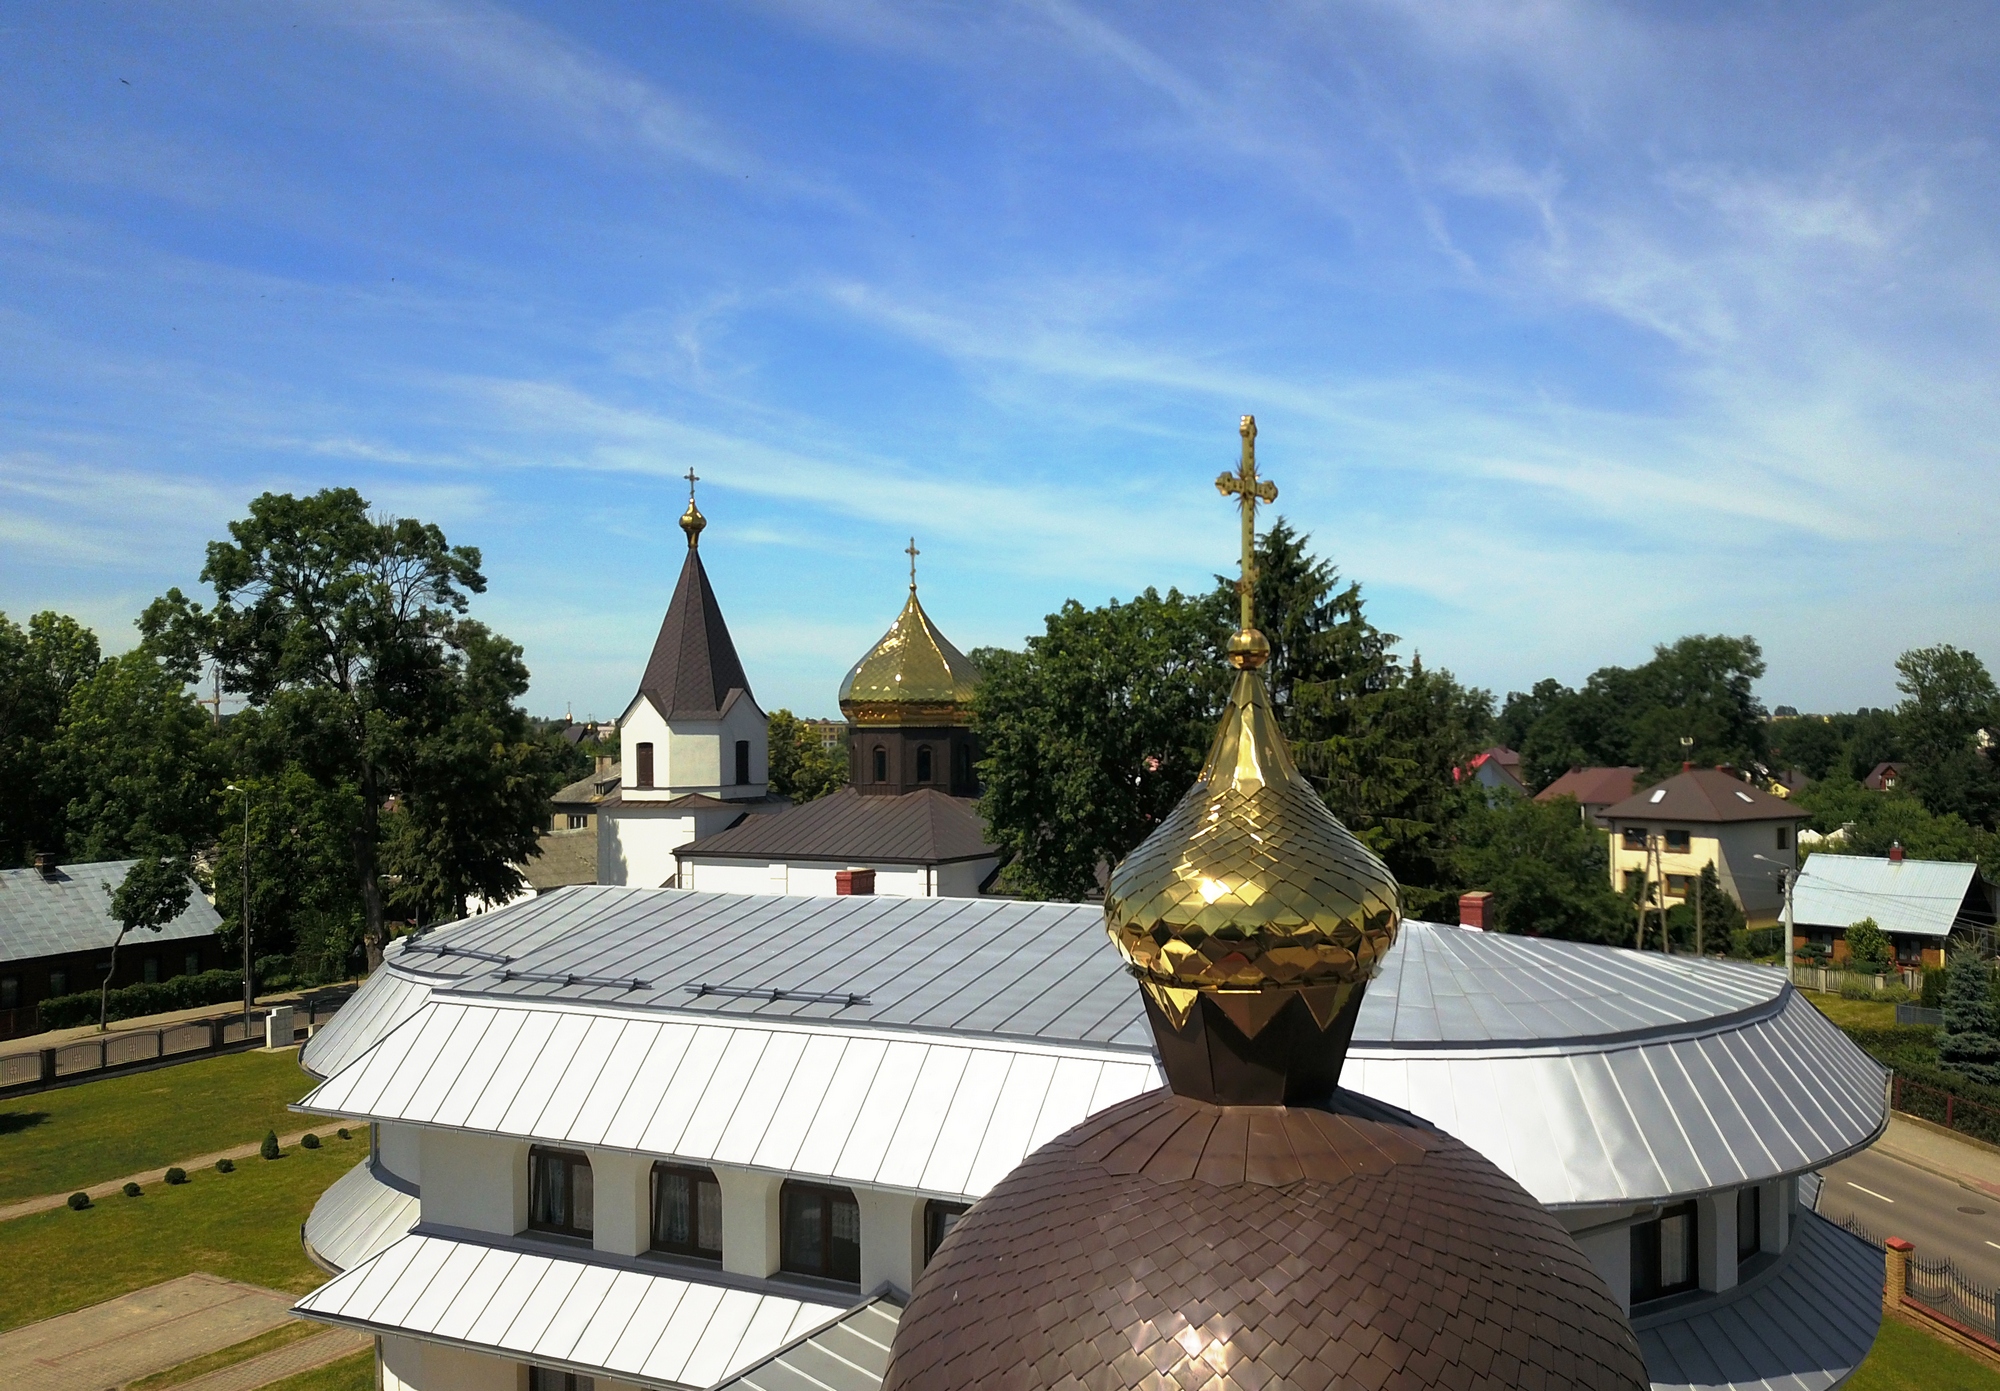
679;497;706;546
838;589;980;727
1104;662;1400;1037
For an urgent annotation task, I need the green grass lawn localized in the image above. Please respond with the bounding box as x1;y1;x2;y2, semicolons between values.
265;1348;374;1391
1850;1315;2000;1390
1805;991;1903;1031
0;1127;364;1331
0;1048;320;1201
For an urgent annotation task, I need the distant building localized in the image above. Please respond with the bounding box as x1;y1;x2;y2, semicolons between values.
803;718;847;751
1862;761;1907;792
1535;766;1640;827
0;856;224;1039
1600;768;1809;926
1792;849;1996;968
1462;745;1527;795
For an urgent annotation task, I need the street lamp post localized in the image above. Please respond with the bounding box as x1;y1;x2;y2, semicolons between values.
226;784;253;1026
1753;851;1796;973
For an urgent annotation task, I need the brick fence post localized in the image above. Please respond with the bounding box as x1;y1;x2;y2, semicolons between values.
1886;1237;1913;1310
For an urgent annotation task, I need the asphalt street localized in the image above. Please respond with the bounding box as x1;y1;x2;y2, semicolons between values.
1818;1145;2000;1289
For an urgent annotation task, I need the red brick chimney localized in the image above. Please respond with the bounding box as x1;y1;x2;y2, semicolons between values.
836;868;876;896
1458;891;1492;930
33;851;57;880
1889;841;1905;864
1682;761;1693;772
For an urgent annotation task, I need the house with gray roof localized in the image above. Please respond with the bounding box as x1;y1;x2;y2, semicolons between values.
0;856;224;1039
1793;849;1995;968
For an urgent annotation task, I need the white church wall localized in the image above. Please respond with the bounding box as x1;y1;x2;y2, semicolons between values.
715;1165;783;1278
376;1121;421;1189
420;1130;526;1236
600;808;704;888
380;1334;424;1391
591;1148;651;1259
857;1188;923;1296
615;697;769;802
616;698;676;802
934;858;999;897
677;859;936;898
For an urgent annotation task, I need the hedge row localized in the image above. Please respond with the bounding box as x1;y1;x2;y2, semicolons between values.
37;970;245;1031
1842;1024;2000;1146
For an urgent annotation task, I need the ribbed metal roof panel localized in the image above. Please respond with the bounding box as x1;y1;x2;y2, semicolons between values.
1634;1211;1881;1391
302;1158;419;1274
297;999;1162;1201
1791;852;1985;938
295;1232;844;1389
714;1297;902;1391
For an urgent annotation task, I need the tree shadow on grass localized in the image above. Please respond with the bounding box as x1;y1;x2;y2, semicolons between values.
0;1111;49;1135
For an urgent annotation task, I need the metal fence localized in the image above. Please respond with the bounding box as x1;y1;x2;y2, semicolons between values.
1897;1004;1946;1027
0;990;350;1094
1891;1073;2000;1148
1909;1254;2000;1341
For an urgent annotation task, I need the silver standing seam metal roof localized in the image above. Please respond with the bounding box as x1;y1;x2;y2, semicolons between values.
712;1296;902;1391
1791;852;1989;939
301;888;1888;1211
1635;1211;1881;1391
0;860;220;963
303;1156;420;1273
294;1231;849;1390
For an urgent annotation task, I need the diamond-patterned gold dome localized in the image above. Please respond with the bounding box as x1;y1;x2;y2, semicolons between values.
1103;665;1401;1036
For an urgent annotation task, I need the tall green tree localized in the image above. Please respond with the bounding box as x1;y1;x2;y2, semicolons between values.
1453;793;1630;943
144;488;551;967
100;856;194;1030
211;764;367;987
0;611;102;865
768;710;847;803
1895;644;2000;827
54;643;223;861
975;589;1226;900
1941;946;2000;1087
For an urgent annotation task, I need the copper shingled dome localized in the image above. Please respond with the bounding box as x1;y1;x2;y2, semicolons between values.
883;1089;1649;1391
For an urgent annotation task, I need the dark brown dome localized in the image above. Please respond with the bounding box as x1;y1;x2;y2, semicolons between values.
884;1088;1647;1391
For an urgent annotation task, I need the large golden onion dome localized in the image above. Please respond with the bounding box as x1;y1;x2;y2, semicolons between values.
1103;416;1400;1088
838;540;980;728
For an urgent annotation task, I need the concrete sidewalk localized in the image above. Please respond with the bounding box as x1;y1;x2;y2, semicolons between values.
0;1119;359;1223
1874;1113;2000;1199
0;1273;295;1391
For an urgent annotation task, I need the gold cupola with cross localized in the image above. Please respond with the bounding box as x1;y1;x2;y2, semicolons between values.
1103;416;1402;1105
839;539;983;796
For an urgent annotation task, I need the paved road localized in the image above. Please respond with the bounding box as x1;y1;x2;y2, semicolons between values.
1819;1145;2000;1288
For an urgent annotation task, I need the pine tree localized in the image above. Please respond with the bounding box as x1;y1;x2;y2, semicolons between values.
1939;947;2000;1087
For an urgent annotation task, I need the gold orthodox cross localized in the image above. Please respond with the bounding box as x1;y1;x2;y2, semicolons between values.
1215;415;1277;631
906;537;920;590
684;467;699;499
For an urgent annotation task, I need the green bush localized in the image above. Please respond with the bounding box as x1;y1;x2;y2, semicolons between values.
34;970;244;1031
301;1133;320;1149
259;1130;280;1161
1845;918;1893;972
1923;970;1947;1008
122;1182;141;1198
337;1128;350;1141
215;1157;234;1174
164;1167;186;1185
66;1192;90;1211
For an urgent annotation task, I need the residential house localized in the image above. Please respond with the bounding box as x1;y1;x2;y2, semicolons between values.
1792;847;1996;968
1863;762;1907;792
0;856;225;1040
1464;744;1527;795
1535;766;1640;827
1600;767;1809;925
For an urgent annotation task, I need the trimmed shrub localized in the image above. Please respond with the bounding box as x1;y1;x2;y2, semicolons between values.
164;1167;187;1185
337;1128;351;1141
122;1182;141;1198
215;1158;234;1174
35;970;244;1031
260;1130;280;1161
1845;918;1893;973
67;1192;90;1211
301;1133;321;1149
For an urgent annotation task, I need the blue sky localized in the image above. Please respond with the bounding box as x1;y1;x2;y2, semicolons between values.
4;1;1998;721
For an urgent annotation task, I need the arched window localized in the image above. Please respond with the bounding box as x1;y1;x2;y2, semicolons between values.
955;743;972;789
916;745;933;783
651;1164;722;1259
636;742;655;789
528;1147;594;1237
872;747;888;783
780;1181;860;1282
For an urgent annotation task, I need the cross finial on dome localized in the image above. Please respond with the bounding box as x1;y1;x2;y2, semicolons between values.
1215;414;1277;668
905;536;920;591
679;468;706;547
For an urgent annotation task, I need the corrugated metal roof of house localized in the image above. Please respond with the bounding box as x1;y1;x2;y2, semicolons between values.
1791;853;1985;938
1633;1210;1880;1391
0;861;221;964
677;788;997;865
294;1231;847;1389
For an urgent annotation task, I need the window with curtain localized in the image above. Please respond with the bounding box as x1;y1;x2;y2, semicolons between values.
924;1200;968;1265
528;1148;594;1238
651;1164;722;1260
1630;1201;1698;1304
1736;1187;1761;1263
780;1182;860;1282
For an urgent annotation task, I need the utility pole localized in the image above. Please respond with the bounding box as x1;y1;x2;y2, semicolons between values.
1695;862;1706;957
227;784;253;1025
198;666;223;727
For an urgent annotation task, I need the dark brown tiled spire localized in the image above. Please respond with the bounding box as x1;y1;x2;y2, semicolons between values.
636;545;754;720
